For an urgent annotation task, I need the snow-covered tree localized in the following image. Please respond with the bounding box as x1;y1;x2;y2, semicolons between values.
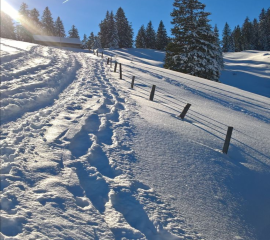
68;25;79;38
108;11;119;48
81;34;88;49
222;22;234;52
164;0;223;81
99;11;110;48
41;7;55;36
29;8;41;35
93;36;102;49
145;21;156;49
54;16;65;37
115;7;133;48
156;20;169;50
0;11;16;39
87;32;95;50
16;2;32;41
135;25;146;48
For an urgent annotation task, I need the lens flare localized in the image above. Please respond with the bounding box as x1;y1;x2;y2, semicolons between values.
1;1;19;20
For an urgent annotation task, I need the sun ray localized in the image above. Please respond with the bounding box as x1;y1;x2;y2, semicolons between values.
1;0;19;20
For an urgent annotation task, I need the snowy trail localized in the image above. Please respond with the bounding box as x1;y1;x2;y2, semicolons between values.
1;41;202;239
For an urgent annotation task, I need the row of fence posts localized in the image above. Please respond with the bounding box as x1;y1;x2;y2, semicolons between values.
103;54;233;154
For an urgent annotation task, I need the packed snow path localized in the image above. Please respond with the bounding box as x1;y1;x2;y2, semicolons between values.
1;39;201;240
1;39;270;240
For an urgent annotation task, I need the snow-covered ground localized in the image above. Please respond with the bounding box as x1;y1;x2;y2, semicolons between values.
220;50;270;98
1;38;270;240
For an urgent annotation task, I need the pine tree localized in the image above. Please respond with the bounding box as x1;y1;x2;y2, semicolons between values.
231;25;243;52
145;21;156;49
156;20;169;50
16;2;32;41
41;7;55;36
93;36;102;49
108;11;119;48
252;19;260;50
68;25;79;38
99;11;110;48
258;8;269;50
81;34;88;49
0;11;16;39
54;16;66;37
222;22;234;52
87;32;95;50
29;8;41;35
214;25;224;72
115;7;133;48
242;17;254;50
135;25;146;48
164;0;223;81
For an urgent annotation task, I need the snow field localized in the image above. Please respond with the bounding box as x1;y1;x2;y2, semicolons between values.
1;39;202;239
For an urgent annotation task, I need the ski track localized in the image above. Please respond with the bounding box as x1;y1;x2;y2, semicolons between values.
0;45;201;239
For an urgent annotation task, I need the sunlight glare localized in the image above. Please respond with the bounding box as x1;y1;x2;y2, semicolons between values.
1;0;19;20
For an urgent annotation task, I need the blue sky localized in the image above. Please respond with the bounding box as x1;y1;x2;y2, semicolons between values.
5;0;270;39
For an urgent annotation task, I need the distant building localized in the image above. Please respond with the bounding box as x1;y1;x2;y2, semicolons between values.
33;35;81;49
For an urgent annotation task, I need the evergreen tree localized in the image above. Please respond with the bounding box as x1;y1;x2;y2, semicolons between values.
164;0;223;81
99;11;110;48
258;8;269;50
214;25;224;72
87;32;95;50
222;22;234;52
68;25;79;38
0;11;16;39
145;21;156;49
252;19;260;50
29;8;41;35
41;7;55;36
54;16;66;37
115;7;134;48
81;34;88;49
16;2;32;41
108;11;119;48
156;20;169;50
93;36;102;49
242;17;254;50
135;25;146;48
231;25;243;52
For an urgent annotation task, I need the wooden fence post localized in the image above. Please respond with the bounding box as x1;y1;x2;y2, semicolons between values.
114;62;118;72
179;103;191;119
131;76;135;89
107;58;110;65
119;63;122;79
102;52;103;58
110;57;112;68
222;127;233;154
149;85;156;101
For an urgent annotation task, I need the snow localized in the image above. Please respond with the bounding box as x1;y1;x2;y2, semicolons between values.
33;35;81;45
1;38;270;240
220;50;270;98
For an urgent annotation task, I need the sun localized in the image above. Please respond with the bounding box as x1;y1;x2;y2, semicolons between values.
1;0;19;20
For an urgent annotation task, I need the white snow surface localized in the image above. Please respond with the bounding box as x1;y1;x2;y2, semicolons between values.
33;35;81;45
1;38;270;240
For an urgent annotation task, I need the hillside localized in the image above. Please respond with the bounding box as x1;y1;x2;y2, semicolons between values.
1;38;270;240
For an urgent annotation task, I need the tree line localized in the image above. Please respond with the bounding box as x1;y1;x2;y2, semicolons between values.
222;8;270;52
0;3;79;42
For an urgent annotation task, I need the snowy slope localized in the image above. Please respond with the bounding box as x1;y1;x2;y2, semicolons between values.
1;38;270;240
220;51;270;98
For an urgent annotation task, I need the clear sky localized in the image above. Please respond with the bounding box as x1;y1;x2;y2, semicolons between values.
4;0;270;39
